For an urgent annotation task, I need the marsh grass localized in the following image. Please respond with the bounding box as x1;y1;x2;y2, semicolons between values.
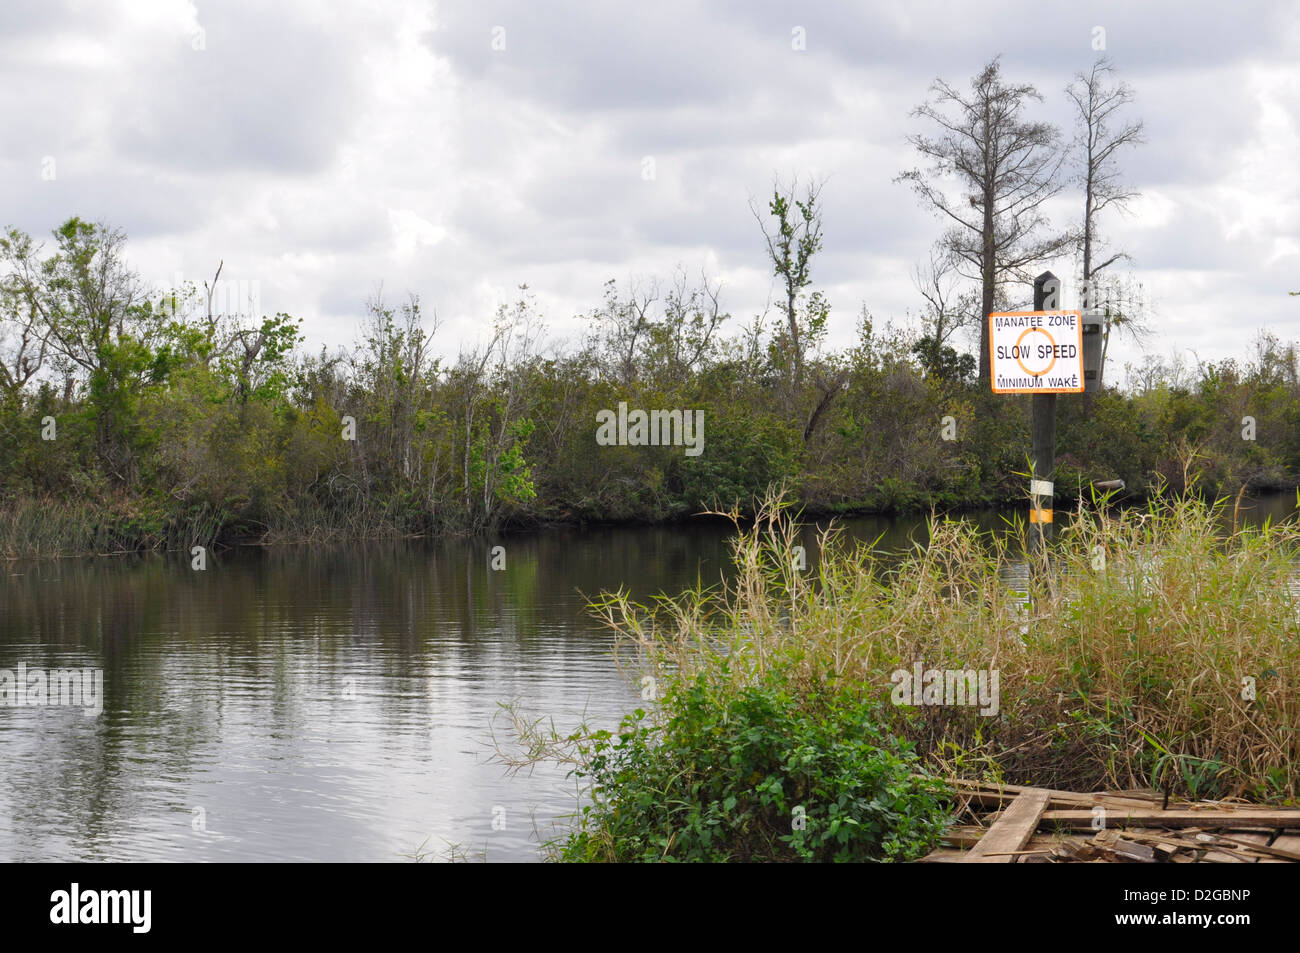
404;837;488;863
0;490;441;558
0;495;231;558
591;489;1300;803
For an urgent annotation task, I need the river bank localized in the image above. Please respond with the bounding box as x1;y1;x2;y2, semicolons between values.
5;478;1297;560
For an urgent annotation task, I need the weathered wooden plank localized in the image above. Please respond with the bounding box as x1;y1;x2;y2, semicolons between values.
1201;849;1251;863
1111;837;1157;862
1057;838;1099;861
962;790;1050;863
1268;834;1300;856
1151;842;1181;862
1090;828;1157;862
948;778;1288;817
919;848;967;862
1025;833;1063;849
940;826;988;848
947;779;1183;812
1040;810;1300;829
1118;828;1292;862
1005;833;1060;863
1220;832;1287;862
1123;829;1216;851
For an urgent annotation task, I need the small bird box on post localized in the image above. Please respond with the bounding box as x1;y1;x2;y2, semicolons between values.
1081;309;1104;393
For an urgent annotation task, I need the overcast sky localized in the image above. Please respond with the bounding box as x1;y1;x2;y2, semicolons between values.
2;1;1297;387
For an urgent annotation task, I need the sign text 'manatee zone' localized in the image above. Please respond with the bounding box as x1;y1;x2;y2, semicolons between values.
990;312;1078;331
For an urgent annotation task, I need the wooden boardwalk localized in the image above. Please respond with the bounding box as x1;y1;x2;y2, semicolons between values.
922;779;1300;863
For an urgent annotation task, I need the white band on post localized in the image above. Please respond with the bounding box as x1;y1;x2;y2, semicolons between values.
1030;479;1054;498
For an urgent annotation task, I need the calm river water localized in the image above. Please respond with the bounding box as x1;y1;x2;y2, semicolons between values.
2;494;1294;862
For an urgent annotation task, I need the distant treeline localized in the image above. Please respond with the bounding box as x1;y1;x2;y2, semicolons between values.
1;216;1297;557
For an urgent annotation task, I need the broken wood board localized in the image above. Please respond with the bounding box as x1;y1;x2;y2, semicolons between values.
1039;809;1300;829
935;779;1300;864
918;848;967;862
948;778;1288;814
940;826;988;848
961;790;1050;863
946;778;1190;813
1216;832;1300;862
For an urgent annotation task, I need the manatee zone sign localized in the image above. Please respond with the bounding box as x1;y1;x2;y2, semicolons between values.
988;311;1084;394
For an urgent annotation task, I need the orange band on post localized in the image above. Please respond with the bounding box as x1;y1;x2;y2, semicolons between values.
1028;508;1054;524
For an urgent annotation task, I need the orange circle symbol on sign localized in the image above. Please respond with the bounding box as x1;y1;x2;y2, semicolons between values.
1015;327;1057;377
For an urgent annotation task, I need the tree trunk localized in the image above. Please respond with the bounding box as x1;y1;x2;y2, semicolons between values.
978;184;996;388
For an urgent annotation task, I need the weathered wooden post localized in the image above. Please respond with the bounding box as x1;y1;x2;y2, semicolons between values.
1029;271;1059;553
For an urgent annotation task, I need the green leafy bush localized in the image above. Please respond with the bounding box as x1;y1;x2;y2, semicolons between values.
559;672;951;862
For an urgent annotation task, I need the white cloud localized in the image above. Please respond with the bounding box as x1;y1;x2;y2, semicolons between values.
388;208;447;260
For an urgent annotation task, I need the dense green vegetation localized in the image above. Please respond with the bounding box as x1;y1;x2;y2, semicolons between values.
555;675;951;862
1;215;1297;558
545;696;950;863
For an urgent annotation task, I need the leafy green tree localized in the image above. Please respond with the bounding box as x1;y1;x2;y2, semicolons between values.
911;336;975;384
1;218;176;481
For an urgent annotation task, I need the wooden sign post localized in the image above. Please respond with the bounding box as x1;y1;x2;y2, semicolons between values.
1029;273;1059;552
988;271;1083;554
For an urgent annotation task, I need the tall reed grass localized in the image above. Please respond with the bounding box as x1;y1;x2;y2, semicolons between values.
593;490;1300;802
0;496;229;558
0;491;441;558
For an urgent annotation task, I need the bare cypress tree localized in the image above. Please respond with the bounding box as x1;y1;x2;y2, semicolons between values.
1067;57;1146;379
898;56;1075;388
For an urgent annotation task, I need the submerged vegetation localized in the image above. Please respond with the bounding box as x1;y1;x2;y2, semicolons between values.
498;490;1300;861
